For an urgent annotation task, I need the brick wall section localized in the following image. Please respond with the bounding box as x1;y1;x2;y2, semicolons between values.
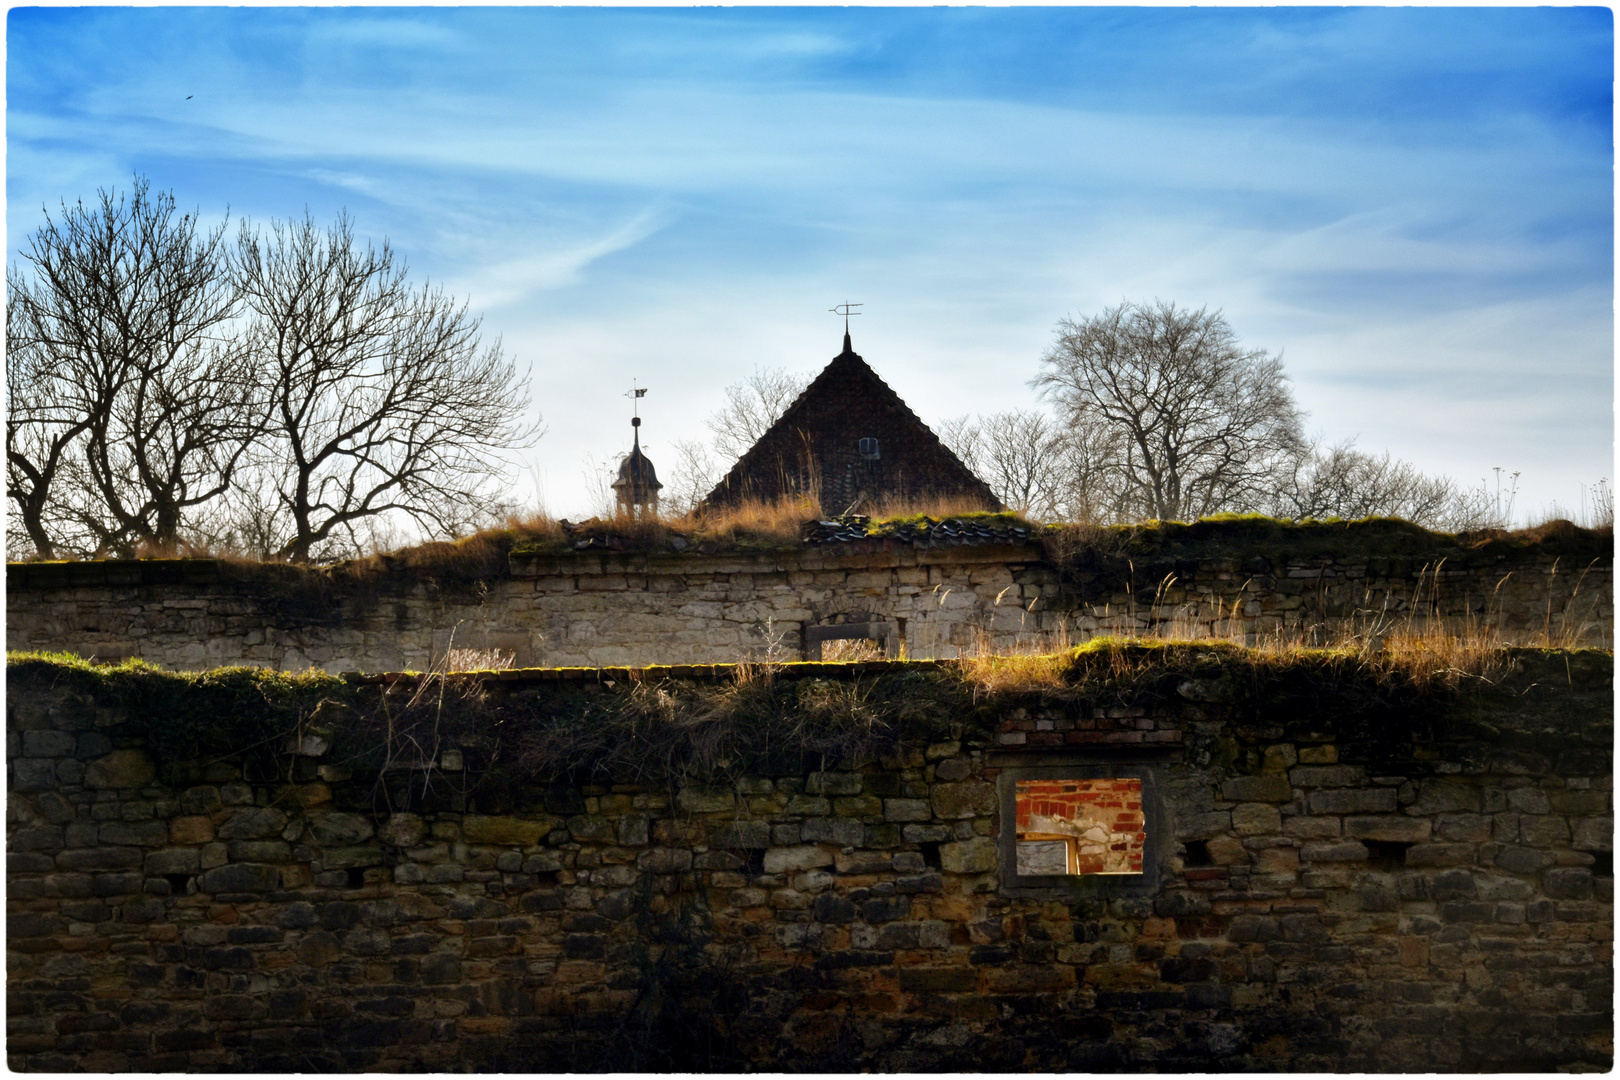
1016;780;1146;874
6;655;1612;1071
8;534;1610;671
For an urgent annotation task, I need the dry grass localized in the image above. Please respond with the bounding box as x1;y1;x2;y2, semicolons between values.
822;638;890;662
671;494;821;547
867;491;1008;520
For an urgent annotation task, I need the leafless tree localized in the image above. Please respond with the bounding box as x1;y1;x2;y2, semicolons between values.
942;409;1129;523
6;179;253;557
1271;439;1459;526
663;437;722;517
235;213;536;562
1035;301;1304;522
706;367;811;463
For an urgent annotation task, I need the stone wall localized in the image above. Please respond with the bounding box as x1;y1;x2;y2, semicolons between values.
6;652;1612;1071
7;526;1611;672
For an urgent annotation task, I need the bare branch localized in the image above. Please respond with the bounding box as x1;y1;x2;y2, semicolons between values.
234;212;538;561
1034;300;1304;521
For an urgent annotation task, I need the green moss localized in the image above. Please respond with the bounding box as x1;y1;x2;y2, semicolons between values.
865;510;1032;535
7;651;352;777
9;644;1608;796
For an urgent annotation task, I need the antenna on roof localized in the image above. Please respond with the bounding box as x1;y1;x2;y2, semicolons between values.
830;302;863;352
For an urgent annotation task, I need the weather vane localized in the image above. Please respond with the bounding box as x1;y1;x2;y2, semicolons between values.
829;302;863;334
625;381;647;424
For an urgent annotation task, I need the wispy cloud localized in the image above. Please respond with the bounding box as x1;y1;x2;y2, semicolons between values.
451;208;669;310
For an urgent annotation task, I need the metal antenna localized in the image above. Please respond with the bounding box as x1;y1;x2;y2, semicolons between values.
829;302;863;334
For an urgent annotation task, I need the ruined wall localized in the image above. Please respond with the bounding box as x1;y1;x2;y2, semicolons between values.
6;653;1612;1072
7;527;1611;672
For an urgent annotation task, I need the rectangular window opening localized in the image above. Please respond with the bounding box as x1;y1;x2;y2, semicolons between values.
1014;777;1145;877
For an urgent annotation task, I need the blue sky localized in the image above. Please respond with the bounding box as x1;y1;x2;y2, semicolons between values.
8;6;1613;521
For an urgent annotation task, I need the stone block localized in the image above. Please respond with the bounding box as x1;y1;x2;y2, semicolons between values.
320;845;385;869
1282;816;1341;839
940;837;996;874
217;807;289;841
710;820;771;849
609;813;646;847
1572;816;1612;852
677;788;736;813
785;796;831;816
834;849;892;874
898;967;977;993
55;847;142;871
634;847;693;874
169;816;215;845
1300;841;1368;863
805;772;863;796
10;758;57;792
197;863;281;894
833;795;883;818
380;813;427;848
1227;914;1280;942
1543;867;1594;900
883;799;932;822
1404;843;1476;869
229;840;291;862
22;730;77;757
1344;816;1432;843
566;815;616;844
800;817;865;847
145;848;201;876
931;782;995;820
310;813;375;845
82;750;155;790
1434;814;1490;843
1288;765;1366;788
1232;803;1282;836
463;815;551;846
763;845;835;874
1205;835;1249;865
1428;869;1477;901
1407;781;1481;816
1518;815;1570;848
1307;788;1397;815
1220;774;1293;803
97;821;169;847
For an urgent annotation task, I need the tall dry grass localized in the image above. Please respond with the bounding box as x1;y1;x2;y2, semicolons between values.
955;553;1609;696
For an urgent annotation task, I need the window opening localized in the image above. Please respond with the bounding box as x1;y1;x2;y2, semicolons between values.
858;437;880;460
1015;777;1144;876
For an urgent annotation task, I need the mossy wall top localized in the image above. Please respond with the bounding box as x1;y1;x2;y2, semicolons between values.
7;518;1611;671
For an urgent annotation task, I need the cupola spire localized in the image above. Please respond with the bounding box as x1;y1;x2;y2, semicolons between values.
612;382;661;518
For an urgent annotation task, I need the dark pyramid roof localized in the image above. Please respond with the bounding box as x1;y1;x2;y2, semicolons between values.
703;333;999;512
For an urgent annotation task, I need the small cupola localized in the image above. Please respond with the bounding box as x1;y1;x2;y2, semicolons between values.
612;389;662;518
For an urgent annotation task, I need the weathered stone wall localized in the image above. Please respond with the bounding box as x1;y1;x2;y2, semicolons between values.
6;654;1612;1071
7;531;1611;672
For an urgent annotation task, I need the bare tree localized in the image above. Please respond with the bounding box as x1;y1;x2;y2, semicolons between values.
1035;301;1304;522
706;367;811;463
6;179;253;557
663;437;721;517
941;409;1129;523
235;213;535;562
1271;439;1459;526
